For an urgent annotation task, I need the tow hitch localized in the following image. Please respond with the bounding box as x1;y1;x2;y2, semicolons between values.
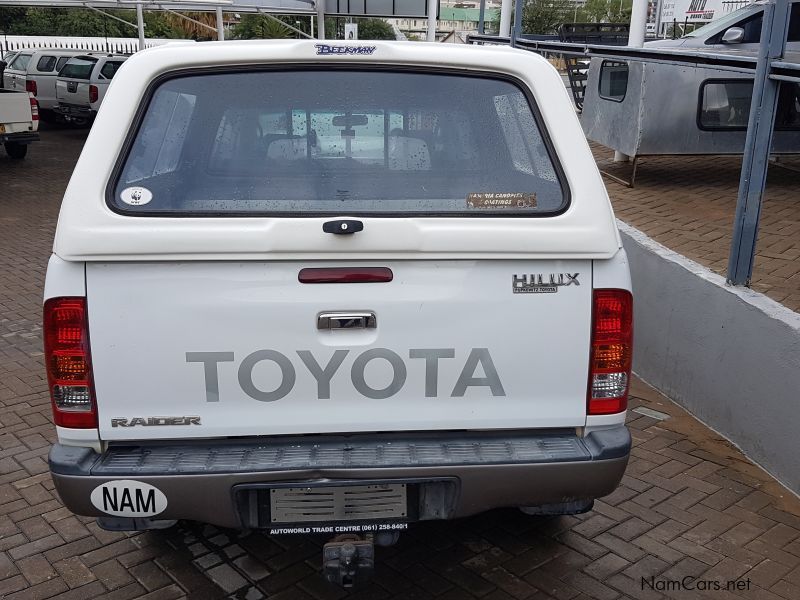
322;535;375;588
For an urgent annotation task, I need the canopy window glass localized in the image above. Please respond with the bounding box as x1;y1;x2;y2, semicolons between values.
113;69;567;216
699;80;800;130
59;57;97;80
599;61;629;102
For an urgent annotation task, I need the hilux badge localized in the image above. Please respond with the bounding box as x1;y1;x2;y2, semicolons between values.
512;273;580;294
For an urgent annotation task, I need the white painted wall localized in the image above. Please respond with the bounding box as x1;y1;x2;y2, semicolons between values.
619;221;800;495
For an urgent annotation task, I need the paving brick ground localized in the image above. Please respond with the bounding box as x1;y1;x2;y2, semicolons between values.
1;126;800;599
594;146;800;312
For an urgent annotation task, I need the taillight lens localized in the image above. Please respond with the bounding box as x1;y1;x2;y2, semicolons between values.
588;289;633;415
89;84;98;104
26;79;37;95
29;96;39;121
43;297;97;428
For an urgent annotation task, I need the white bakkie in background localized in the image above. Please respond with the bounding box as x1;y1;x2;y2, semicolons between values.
55;54;128;123
0;88;38;159
44;41;633;582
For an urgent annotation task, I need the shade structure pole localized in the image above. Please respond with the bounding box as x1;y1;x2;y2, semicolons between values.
316;0;325;39
427;0;437;41
136;3;145;51
216;6;224;40
615;0;649;162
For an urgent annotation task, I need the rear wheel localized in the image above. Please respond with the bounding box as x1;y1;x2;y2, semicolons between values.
4;142;27;159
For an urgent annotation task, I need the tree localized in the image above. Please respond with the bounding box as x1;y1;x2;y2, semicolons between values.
0;7;26;33
577;0;632;23
232;14;307;39
355;18;395;40
523;0;575;34
0;7;183;38
162;12;219;40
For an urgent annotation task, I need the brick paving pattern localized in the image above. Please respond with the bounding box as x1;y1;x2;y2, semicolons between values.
594;146;800;312
1;126;799;599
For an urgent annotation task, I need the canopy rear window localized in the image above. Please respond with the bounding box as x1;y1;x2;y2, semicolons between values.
60;57;97;80
111;69;567;216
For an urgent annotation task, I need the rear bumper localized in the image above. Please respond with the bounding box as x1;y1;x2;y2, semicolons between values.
50;427;631;529
54;103;95;118
0;131;38;145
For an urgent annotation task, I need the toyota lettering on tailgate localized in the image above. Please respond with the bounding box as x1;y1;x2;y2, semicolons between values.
186;348;505;402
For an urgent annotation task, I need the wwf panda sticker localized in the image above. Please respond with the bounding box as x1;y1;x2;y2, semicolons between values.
120;186;153;206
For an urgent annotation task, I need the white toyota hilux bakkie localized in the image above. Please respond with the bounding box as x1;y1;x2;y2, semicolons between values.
45;40;632;583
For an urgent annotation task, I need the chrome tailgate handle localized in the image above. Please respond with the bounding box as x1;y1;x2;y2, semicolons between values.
318;312;376;331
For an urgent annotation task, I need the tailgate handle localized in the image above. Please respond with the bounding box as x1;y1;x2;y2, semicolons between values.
317;312;376;331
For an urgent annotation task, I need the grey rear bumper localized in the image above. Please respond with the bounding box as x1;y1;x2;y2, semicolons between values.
1;131;38;145
50;427;631;529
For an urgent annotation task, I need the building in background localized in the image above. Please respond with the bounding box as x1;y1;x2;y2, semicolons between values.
387;2;501;41
658;0;753;36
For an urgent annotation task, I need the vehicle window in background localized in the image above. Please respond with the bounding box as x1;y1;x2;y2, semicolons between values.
113;70;566;216
56;56;70;71
598;61;629;102
60;57;98;80
37;56;57;72
789;3;800;41
683;6;753;38
699;80;800;130
9;53;31;71
100;61;124;80
737;14;764;43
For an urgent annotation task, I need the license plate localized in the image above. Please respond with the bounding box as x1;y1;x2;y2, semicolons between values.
270;483;407;524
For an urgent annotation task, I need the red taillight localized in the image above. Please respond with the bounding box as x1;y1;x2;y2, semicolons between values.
43;297;97;428
89;84;99;104
299;267;393;284
29;96;39;121
588;289;633;415
26;79;37;95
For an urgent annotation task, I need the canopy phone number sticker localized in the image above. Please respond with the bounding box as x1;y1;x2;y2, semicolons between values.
467;193;537;209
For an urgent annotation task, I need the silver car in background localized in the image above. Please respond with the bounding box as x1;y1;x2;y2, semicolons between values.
647;0;799;51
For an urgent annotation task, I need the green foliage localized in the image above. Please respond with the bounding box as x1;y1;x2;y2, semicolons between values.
576;0;632;24
522;0;575;35
232;14;321;40
0;7;183;38
0;7;26;33
232;14;297;39
355;18;395;40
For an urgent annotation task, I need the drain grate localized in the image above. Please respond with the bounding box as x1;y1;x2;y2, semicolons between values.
632;406;670;421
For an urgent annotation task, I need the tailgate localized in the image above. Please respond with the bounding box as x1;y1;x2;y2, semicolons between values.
87;260;592;441
56;78;88;105
0;90;32;124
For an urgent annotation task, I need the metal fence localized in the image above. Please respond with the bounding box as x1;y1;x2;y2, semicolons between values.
1;35;174;57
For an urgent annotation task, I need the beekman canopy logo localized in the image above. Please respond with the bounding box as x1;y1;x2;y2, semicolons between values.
315;44;376;55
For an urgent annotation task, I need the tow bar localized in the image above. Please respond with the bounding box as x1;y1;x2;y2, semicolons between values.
322;534;375;588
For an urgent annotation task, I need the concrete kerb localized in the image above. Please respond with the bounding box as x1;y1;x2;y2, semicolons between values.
618;220;800;496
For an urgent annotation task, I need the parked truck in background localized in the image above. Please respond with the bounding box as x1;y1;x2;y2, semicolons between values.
55;54;128;124
0;89;39;159
2;49;85;120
